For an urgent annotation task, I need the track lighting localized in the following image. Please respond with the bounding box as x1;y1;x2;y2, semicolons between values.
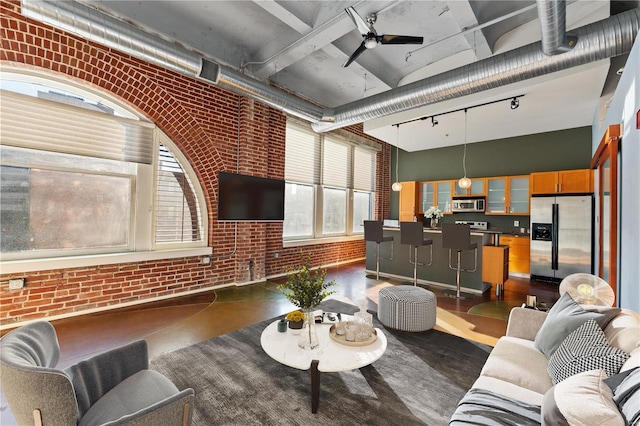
431;117;438;127
510;97;519;109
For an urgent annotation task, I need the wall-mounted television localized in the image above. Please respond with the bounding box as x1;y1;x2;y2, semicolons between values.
218;171;285;221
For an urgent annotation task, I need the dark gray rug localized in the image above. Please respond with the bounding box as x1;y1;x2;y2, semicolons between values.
150;299;492;426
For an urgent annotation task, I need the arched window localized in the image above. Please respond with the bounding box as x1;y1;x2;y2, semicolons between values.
0;70;208;270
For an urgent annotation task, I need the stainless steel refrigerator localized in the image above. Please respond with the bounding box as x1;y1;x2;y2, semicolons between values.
530;195;593;283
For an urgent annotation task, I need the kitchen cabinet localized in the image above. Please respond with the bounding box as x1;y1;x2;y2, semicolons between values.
399;181;420;222
436;180;453;213
482;245;509;295
454;178;486;196
500;235;530;275
420;181;435;212
530;169;593;194
486;175;530;215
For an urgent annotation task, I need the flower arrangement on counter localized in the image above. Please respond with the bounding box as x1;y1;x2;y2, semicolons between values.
424;206;444;219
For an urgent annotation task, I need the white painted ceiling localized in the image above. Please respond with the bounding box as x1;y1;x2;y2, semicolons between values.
86;0;632;151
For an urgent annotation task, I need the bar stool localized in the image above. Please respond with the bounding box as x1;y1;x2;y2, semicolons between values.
400;222;433;286
442;223;477;298
364;220;394;280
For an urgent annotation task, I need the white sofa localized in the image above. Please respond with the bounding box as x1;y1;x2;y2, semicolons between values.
451;298;640;425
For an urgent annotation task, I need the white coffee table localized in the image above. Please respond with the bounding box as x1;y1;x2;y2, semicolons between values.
260;318;387;413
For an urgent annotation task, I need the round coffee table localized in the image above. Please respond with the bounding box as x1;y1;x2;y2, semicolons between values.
260;318;387;413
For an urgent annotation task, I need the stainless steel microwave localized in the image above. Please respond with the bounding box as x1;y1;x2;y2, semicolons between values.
452;197;485;213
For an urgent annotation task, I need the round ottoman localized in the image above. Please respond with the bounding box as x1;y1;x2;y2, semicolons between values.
377;286;437;332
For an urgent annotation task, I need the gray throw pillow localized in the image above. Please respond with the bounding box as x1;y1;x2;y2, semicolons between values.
534;292;619;358
547;319;630;385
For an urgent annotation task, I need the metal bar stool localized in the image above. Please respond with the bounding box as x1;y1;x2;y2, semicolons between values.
400;222;433;286
364;220;394;280
442;223;477;298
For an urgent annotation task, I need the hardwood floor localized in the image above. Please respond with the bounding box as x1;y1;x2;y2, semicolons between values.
45;259;559;366
1;259;561;424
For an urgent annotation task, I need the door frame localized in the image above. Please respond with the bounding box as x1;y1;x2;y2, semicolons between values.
590;124;620;302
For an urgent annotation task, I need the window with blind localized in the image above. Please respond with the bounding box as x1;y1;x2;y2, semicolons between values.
284;120;377;240
0;74;206;261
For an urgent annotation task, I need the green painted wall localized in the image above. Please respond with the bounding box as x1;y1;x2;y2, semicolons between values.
389;126;592;221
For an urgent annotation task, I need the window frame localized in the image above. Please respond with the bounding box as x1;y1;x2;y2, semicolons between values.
283;120;378;245
0;70;210;274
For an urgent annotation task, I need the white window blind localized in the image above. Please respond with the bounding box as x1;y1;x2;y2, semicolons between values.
0;90;154;164
322;137;351;188
285;122;320;184
156;144;203;243
353;147;376;191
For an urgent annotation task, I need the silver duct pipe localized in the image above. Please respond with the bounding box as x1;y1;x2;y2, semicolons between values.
311;8;640;133
20;0;325;123
21;1;639;134
537;0;578;55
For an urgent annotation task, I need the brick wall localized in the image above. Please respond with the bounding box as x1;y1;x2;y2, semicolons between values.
0;0;391;326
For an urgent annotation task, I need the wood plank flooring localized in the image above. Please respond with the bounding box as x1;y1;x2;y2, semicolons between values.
1;259;561;425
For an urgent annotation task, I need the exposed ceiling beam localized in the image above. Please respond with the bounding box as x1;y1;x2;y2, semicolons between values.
445;0;493;59
249;0;391;91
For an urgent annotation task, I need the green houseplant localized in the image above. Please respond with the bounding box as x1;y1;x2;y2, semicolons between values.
278;255;337;349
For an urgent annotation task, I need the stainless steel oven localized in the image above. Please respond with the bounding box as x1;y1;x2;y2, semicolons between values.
452;197;485;213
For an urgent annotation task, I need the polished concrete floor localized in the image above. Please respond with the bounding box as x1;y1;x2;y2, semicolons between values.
46;260;560;367
1;259;561;424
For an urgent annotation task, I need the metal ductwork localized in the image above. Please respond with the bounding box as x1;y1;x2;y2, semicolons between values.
20;0;325;123
311;7;640;133
537;0;578;55
21;1;640;134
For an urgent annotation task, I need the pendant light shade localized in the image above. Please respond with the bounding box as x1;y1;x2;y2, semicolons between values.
392;125;402;192
458;109;471;189
458;176;471;189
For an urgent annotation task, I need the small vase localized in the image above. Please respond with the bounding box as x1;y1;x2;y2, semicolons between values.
298;308;319;350
430;218;437;229
288;320;303;335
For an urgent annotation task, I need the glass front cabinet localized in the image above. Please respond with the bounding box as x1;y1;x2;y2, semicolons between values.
487;175;529;215
420;180;453;214
454;178;486;196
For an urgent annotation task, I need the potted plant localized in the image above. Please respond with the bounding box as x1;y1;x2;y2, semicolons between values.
285;310;304;333
278;255;337;349
424;206;444;228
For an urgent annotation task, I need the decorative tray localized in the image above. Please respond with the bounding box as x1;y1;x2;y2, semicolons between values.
329;324;377;347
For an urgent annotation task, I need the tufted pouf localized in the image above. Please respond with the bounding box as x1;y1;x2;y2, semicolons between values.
377;286;437;332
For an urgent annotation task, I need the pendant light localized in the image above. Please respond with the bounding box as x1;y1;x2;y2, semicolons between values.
391;124;403;192
458;109;472;189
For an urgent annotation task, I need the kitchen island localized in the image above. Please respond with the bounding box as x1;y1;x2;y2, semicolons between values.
365;227;494;294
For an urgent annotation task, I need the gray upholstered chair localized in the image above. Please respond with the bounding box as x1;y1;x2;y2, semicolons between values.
400;221;433;286
0;321;194;426
364;220;394;280
442;223;478;298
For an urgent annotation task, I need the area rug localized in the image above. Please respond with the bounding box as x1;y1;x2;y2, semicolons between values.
151;299;491;425
467;300;522;321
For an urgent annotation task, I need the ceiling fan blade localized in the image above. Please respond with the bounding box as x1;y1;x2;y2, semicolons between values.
345;6;370;35
379;34;424;45
342;41;367;67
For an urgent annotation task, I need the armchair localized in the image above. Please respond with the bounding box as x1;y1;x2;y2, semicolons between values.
0;321;194;425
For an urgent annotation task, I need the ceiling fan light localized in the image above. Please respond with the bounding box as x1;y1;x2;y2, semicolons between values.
392;181;403;192
364;38;378;49
458;176;471;189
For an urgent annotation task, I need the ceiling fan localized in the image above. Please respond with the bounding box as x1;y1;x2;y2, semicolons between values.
343;6;424;68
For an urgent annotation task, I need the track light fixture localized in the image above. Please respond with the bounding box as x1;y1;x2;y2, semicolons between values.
431;117;438;127
510;97;519;109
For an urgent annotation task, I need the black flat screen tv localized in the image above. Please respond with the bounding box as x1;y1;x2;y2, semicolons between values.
218;172;285;221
